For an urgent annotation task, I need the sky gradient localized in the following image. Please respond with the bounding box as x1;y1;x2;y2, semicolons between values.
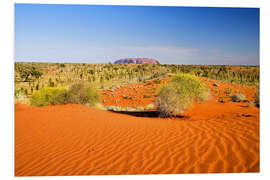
15;4;260;65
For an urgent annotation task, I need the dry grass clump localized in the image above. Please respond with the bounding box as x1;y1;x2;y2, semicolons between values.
156;74;209;117
231;93;246;102
66;83;99;106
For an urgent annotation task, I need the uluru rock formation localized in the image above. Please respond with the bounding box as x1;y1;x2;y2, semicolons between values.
114;58;160;64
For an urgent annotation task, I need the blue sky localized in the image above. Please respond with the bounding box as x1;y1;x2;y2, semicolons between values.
15;4;259;65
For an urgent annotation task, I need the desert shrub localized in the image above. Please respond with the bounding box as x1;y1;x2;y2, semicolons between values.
105;106;122;111
254;88;260;108
30;87;67;106
136;107;145;111
94;103;105;110
48;78;55;87
35;83;39;90
24;89;28;96
153;79;161;84
213;83;219;87
225;88;232;96
113;106;122;111
66;83;99;105
15;63;43;82
156;74;209;117
128;96;134;100
143;95;151;98
15;88;29;104
59;63;65;68
126;107;136;112
146;104;155;110
106;106;116;110
231;93;246;102
15;88;22;98
123;95;128;99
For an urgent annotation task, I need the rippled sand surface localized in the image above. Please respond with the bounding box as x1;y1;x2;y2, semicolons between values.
15;101;259;176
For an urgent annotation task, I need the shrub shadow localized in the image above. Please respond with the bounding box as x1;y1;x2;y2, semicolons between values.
108;110;186;118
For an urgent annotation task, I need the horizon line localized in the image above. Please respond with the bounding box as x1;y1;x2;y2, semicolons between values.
14;60;259;66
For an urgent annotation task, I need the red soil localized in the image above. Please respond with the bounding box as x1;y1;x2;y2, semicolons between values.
101;78;169;108
101;77;257;109
15;78;259;176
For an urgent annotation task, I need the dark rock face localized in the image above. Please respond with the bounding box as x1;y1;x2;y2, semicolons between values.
114;58;160;64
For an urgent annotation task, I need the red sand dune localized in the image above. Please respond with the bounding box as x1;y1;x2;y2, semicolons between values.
15;99;259;176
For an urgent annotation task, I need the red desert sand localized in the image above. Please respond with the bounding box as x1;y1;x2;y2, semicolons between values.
15;79;259;176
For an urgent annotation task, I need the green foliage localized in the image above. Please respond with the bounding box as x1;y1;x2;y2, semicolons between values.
156;74;209;117
15;63;43;82
30;87;67;106
66;83;99;105
231;93;246;102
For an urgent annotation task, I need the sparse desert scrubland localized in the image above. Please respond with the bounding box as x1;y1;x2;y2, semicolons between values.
15;62;260;176
14;63;259;96
14;62;260;110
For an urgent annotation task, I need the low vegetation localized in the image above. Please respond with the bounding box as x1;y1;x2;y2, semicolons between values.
30;87;67;106
155;74;209;117
254;88;260;108
231;93;246;102
14;62;259;112
15;63;259;100
66;83;99;105
29;83;99;107
14;88;28;104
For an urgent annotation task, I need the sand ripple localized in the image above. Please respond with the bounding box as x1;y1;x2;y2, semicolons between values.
15;102;259;176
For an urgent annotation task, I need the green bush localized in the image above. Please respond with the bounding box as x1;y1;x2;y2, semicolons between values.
30;87;67;106
155;74;209;117
231;93;246;102
66;83;99;105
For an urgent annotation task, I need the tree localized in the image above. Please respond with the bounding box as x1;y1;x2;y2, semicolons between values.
15;63;43;82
